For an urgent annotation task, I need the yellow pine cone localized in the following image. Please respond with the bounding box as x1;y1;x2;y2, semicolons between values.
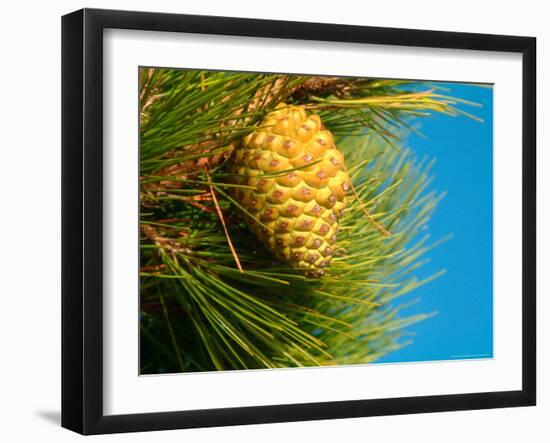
229;104;350;277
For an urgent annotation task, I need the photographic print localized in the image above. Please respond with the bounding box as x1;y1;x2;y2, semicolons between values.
138;68;493;374
61;10;535;433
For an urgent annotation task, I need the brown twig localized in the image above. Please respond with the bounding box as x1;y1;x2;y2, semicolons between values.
140;141;235;194
140;264;166;272
289;76;364;100
141;224;193;254
205;171;244;273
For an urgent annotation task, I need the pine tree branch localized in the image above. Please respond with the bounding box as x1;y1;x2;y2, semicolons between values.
138;68;481;373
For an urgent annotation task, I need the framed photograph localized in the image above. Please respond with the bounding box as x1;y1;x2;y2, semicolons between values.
61;8;536;435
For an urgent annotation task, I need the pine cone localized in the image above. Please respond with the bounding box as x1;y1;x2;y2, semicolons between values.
229;104;350;277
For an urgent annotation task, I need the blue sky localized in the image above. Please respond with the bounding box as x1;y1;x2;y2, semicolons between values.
376;83;494;364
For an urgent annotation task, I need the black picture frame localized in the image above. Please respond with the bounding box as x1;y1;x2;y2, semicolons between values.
62;8;537;435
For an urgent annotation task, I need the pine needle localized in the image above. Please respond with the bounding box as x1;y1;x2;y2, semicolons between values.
159;293;186;371
206;170;244;273
348;169;392;237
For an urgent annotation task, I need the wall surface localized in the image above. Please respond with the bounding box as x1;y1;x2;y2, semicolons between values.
0;0;546;441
